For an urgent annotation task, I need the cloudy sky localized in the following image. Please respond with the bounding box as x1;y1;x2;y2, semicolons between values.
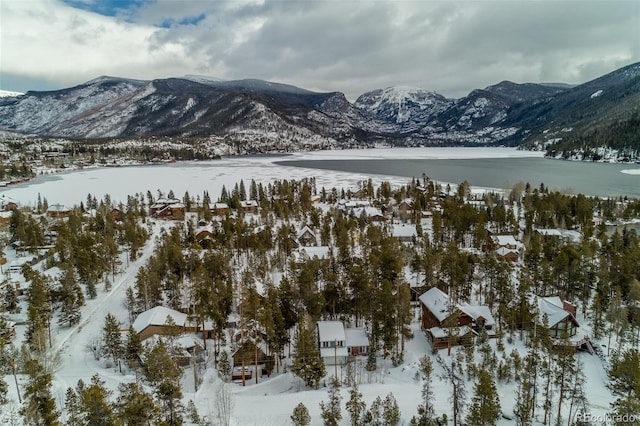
1;0;638;100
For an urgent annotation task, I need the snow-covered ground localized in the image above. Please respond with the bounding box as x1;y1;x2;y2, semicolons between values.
0;146;619;424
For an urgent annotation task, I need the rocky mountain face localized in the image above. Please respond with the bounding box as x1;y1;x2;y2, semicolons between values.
0;62;638;152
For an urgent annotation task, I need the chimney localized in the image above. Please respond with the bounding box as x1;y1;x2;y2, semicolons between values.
562;301;577;317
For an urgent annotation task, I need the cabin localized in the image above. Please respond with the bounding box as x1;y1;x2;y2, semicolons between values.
296;226;317;247
292;246;332;264
496;247;520;262
351;189;369;200
110;208;123;222
147;334;205;367
531;296;580;340
232;340;269;367
150;198;185;221
0;195;18;211
317;321;348;366
195;226;215;245
132;306;195;341
535;228;582;244
240;200;259;214
397;199;413;215
389;223;417;243
419;287;496;349
47;204;72;218
352;207;385;223
213;202;229;216
0;211;12;224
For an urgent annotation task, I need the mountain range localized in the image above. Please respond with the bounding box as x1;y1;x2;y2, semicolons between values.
0;62;638;153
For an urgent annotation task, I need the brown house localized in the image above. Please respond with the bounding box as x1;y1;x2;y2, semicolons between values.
240;200;259;214
213;202;229;216
132;306;196;341
47;204;72;218
0;211;12;224
296;226;317;247
419;287;496;349
150;198;185;221
397;199;413;215
532;296;580;340
496;247;519;262
110;208;123;222
419;287;474;349
195;227;214;244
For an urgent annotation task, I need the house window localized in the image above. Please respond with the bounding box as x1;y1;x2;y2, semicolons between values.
359;346;367;353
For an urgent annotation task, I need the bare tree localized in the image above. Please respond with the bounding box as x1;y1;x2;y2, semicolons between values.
214;381;234;426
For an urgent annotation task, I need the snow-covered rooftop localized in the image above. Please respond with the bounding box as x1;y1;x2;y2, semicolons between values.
345;328;369;348
317;320;346;343
532;296;577;328
132;306;188;333
419;287;454;322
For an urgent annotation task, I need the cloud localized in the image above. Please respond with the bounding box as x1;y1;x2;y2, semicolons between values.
1;0;638;100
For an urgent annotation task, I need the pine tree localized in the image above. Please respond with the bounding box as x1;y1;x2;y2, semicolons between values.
0;375;7;404
566;358;588;425
345;381;366;426
553;343;576;425
57;264;83;327
1;279;20;313
217;350;231;381
411;355;437;425
513;363;535;426
185;400;201;425
115;382;160;426
466;369;501;426
363;396;383;425
319;376;342;426
77;374;116;426
124;326;143;367
20;357;60;426
290;319;326;389
24;268;52;350
382;393;401;426
142;340;182;387
102;313;122;365
155;378;184;426
608;348;640;419
64;387;82;426
291;402;311;426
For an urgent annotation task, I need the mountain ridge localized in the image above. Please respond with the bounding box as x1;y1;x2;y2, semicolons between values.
0;63;638;154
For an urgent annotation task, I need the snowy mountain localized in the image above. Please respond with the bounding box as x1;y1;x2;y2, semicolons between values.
505;62;640;150
0;62;638;150
0;89;24;97
354;86;453;132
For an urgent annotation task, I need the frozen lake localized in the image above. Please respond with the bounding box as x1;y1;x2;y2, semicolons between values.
1;147;638;207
